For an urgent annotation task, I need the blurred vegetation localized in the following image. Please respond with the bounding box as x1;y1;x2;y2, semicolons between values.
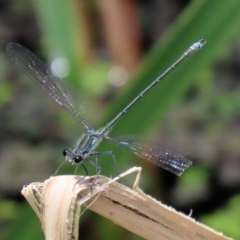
1;0;240;239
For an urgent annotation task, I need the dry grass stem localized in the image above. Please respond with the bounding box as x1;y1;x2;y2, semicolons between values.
22;167;232;240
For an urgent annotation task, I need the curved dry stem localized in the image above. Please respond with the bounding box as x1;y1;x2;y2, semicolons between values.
22;167;231;240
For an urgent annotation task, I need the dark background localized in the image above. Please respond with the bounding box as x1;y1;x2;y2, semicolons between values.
1;0;240;239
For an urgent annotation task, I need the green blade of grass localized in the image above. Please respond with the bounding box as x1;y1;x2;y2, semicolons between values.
34;0;87;88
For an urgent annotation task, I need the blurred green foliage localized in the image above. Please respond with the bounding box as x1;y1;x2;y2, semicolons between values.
2;0;240;239
201;195;240;239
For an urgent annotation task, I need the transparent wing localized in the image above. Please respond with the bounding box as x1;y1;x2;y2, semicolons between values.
6;42;91;131
105;135;192;176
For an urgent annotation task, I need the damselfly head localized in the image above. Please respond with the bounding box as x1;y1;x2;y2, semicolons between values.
63;148;77;165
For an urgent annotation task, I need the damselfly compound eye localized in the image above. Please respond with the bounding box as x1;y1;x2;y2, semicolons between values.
74;156;83;163
63;149;68;156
